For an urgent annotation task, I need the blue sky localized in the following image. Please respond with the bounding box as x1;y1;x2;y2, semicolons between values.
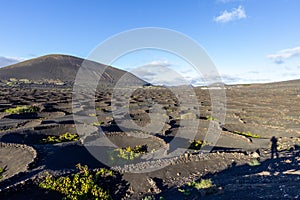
1;0;300;85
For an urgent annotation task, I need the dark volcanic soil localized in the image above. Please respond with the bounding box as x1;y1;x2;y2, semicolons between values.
0;80;300;199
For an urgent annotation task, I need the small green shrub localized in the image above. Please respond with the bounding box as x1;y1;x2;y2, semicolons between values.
177;188;191;196
248;159;261;166
92;121;103;126
187;179;215;190
9;78;18;82
205;116;216;121
39;164;112;200
177;179;217;196
5;105;39;114
142;195;165;200
19;79;31;84
142;195;155;200
0;166;5;180
233;131;261;138
114;145;147;160
189;140;205;150
6;82;15;86
42;132;79;144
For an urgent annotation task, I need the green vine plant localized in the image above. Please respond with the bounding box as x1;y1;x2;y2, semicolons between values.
116;145;147;160
91;121;103;126
42;132;79;144
233;131;261;138
0;166;7;180
4;105;39;114
110;145;147;164
39;164;113;200
178;179;217;197
248;159;261;166
188;140;206;150
205;116;217;121
187;179;215;190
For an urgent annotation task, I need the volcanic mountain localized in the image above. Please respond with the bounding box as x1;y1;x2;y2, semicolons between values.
0;54;148;86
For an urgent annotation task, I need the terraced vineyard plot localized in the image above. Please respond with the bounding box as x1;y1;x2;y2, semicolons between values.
0;80;300;199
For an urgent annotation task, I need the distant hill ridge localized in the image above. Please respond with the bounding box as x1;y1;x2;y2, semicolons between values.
0;54;148;86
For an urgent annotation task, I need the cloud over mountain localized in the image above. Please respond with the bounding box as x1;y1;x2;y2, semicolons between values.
130;60;188;86
0;56;23;68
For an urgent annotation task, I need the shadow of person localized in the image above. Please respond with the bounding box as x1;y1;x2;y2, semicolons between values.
271;136;279;159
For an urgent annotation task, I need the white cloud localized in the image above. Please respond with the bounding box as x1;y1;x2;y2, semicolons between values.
214;5;247;23
0;56;23;68
131;60;300;85
147;59;170;67
129;59;294;86
130;61;226;86
267;46;300;64
130;60;189;86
